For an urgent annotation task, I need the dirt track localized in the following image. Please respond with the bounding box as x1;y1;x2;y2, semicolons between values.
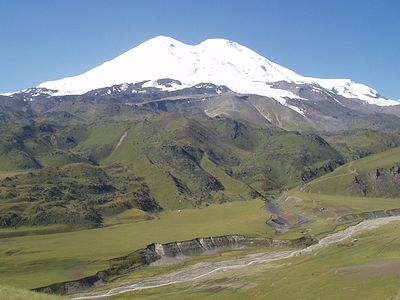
71;215;400;299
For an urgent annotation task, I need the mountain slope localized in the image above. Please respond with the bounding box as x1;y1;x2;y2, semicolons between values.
1;36;400;230
35;36;399;107
302;146;400;197
0;96;346;229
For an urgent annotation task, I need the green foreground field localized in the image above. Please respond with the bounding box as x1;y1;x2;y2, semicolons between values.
0;199;269;289
3;190;400;300
2;182;400;292
3;147;400;298
0;285;62;300
109;221;400;300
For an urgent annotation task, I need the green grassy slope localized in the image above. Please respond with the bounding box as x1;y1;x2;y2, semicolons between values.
0;200;270;289
0;285;63;300
279;191;400;239
1;112;344;229
0;95;368;231
302;146;400;197
324;129;400;160
4;92;400;297
200;153;253;201
259;147;400;241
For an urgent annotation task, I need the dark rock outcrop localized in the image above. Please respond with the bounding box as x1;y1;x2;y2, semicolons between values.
140;235;247;264
266;216;291;233
351;164;400;197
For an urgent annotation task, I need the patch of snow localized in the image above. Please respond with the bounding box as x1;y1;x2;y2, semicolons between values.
0;92;14;96
1;88;59;98
141;79;189;91
287;105;306;116
332;97;345;106
204;109;219;118
120;83;129;92
311;87;324;93
307;78;399;106
195;83;215;89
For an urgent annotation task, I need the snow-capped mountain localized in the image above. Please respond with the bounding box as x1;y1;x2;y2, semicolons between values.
30;36;397;107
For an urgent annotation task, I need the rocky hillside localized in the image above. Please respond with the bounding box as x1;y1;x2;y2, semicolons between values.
303;147;400;198
0;87;349;229
1;37;400;229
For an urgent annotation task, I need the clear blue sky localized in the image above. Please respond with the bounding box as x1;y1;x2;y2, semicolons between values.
0;0;399;98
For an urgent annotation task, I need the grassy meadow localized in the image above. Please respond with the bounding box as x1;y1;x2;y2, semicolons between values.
0;199;270;289
0;285;63;300
108;221;400;300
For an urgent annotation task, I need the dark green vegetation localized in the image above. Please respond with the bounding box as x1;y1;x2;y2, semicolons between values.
0;90;348;229
3;86;400;230
2;86;400;299
323;129;400;160
0;163;159;229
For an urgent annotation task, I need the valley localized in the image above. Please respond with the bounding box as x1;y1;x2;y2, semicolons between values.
99;219;400;300
70;215;400;299
3;146;400;299
0;200;269;289
1;35;400;300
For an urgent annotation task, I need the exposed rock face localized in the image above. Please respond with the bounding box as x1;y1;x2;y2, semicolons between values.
140;235;247;265
34;234;314;295
351;164;400;197
266;216;291;233
301;159;344;182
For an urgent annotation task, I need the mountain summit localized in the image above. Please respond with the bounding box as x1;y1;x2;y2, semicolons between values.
38;36;398;106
